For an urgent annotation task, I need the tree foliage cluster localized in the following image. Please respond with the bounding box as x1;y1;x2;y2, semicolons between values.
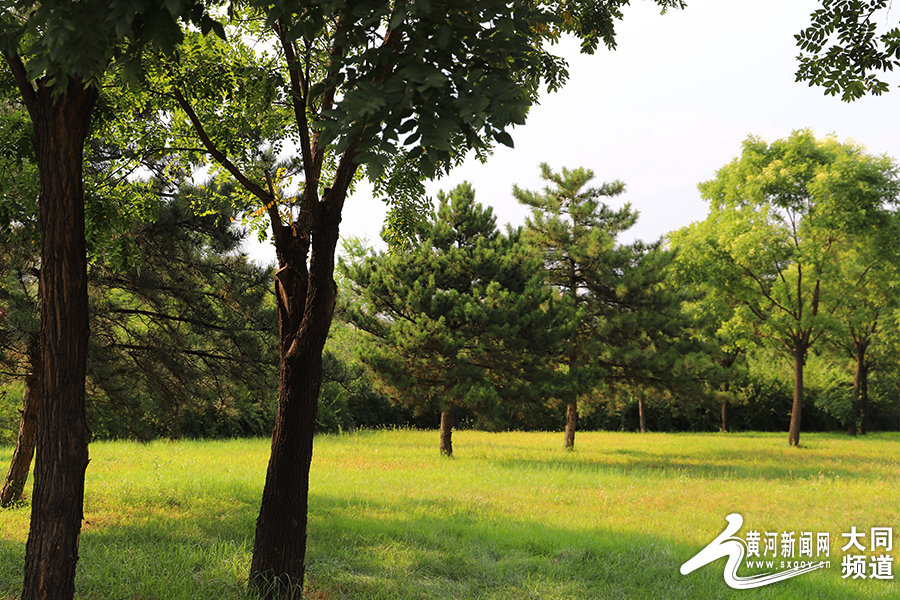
796;0;900;100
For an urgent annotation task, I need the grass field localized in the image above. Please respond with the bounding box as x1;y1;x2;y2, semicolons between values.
0;430;898;599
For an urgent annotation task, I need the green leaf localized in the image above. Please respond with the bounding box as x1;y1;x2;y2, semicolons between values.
493;130;514;148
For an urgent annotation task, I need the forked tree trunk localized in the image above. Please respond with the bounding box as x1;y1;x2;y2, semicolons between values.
440;408;453;456
564;400;577;449
0;349;40;508
788;346;805;447
13;72;97;600
250;190;342;599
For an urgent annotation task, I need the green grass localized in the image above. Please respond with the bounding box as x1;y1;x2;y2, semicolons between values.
1;430;898;599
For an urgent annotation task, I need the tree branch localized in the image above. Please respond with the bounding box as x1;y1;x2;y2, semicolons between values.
113;343;234;362
108;308;230;332
169;87;273;205
740;265;797;319
275;15;316;196
3;51;36;108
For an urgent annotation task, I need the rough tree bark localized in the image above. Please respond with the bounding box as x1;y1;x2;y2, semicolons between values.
173;52;358;596
0;346;39;508
439;408;453;457
5;53;97;600
248;179;345;597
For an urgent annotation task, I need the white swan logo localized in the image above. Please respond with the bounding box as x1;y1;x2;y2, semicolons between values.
681;514;827;589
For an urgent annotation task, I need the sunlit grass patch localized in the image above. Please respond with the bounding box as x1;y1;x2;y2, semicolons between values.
0;430;897;599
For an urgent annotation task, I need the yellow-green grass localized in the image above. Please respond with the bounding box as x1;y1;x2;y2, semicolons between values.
0;430;897;599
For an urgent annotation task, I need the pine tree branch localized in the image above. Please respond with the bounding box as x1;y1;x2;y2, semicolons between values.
108;308;230;332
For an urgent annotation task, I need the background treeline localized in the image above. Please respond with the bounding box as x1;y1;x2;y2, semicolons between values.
2;125;898;444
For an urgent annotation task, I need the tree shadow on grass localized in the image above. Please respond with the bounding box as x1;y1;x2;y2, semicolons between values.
304;493;897;600
1;482;896;600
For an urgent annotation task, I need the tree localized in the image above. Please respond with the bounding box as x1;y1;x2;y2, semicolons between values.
674;286;745;434
340;183;566;456
514;164;705;443
0;81;40;507
593;239;709;434
113;1;684;594
87;184;278;440
514;163;630;447
1;167;278;505
666;236;748;433
796;0;900;100
0;88;40;508
1;2;225;596
669;130;898;446
823;218;898;434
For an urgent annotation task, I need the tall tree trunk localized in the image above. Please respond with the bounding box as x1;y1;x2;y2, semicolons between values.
14;73;97;600
788;346;805;447
637;395;647;434
250;190;341;599
440;408;453;457
564;400;577;450
0;348;40;508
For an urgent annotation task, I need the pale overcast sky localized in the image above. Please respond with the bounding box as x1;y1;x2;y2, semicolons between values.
246;0;900;263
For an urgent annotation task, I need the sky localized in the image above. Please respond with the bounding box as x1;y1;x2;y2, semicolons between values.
244;0;900;264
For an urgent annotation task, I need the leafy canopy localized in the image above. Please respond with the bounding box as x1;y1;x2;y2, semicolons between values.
670;129;899;352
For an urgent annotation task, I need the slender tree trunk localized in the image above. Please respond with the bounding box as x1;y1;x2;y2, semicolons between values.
788;346;805;447
0;349;40;508
716;352;738;434
15;74;97;600
250;190;341;599
637;395;647;434
720;381;730;434
859;360;870;435
848;351;863;437
439;408;454;456
564;400;577;449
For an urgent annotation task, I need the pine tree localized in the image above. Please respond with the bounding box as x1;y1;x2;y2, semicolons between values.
341;182;567;455
1;180;278;505
516;164;707;442
514;164;630;447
